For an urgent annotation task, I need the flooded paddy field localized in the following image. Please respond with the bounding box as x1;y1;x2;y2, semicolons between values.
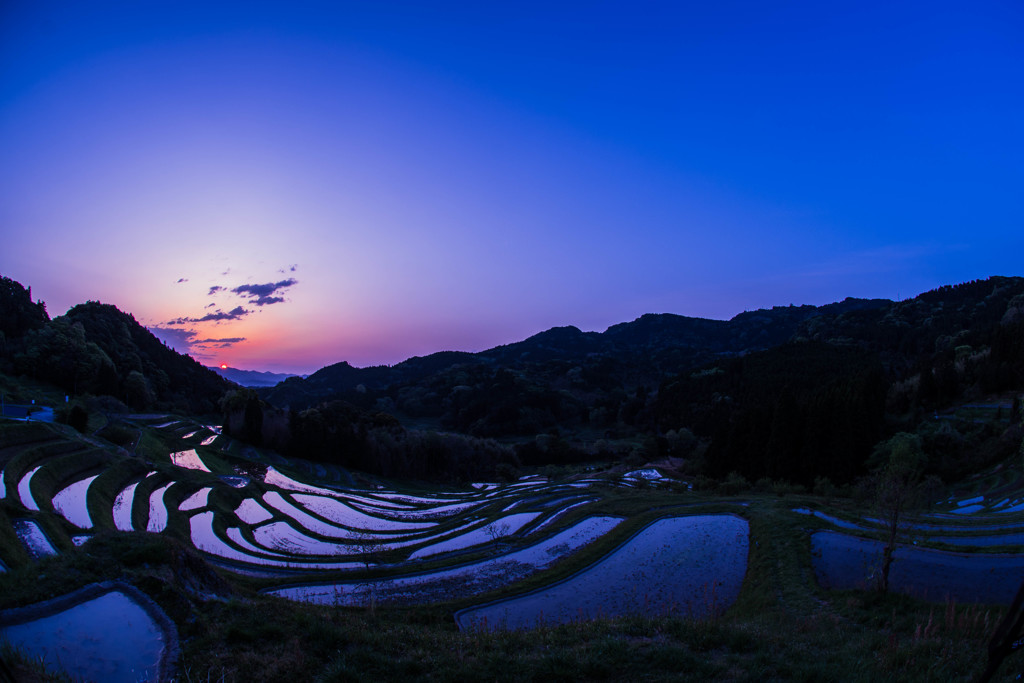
0;582;177;683
271;515;625;606
456;514;749;630
811;530;1024;603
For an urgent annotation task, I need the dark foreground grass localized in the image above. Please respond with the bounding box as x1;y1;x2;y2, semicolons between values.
176;590;1001;682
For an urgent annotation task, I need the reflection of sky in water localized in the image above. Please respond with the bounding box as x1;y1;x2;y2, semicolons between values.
273;515;623;606
459;515;749;630
146;483;172;532
169;449;210;472
409;512;541;560
812;530;1024;604
13;519;57;559
112;476;154;532
189;512;361;570
17;465;42;510
0;591;163;683
291;493;434;531
52;475;100;529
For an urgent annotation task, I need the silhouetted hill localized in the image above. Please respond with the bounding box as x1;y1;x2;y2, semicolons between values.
64;302;232;413
0;275;49;340
262;296;893;415
0;283;232;415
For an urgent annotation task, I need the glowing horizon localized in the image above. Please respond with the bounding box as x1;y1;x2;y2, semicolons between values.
2;2;1021;375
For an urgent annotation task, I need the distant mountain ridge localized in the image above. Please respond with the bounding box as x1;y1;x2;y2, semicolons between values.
260;295;892;409
210;366;301;387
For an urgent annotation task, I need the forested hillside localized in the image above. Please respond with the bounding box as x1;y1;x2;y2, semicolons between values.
252;276;1024;485
0;276;231;414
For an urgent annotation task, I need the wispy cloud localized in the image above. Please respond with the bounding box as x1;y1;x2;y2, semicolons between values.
148;327;247;357
208;285;225;295
167;306;250;325
176;277;188;284
193;336;247;349
231;278;297;303
148;326;196;352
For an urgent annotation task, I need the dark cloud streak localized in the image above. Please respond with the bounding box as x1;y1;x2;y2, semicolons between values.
231;278;297;301
167;306;249;325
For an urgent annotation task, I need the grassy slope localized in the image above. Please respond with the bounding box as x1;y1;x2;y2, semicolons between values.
0;416;1018;682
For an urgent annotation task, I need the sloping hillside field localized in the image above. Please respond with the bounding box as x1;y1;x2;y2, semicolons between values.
2;417;1024;680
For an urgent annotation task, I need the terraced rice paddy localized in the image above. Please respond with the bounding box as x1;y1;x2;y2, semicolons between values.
5;411;1024;671
272;515;624;605
1;420;689;598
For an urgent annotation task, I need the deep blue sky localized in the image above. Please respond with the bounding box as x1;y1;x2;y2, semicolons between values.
2;1;1021;373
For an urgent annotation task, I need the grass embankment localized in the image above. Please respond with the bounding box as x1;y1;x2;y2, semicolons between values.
0;414;1019;681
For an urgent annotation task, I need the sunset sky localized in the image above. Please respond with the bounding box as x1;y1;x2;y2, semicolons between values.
2;2;1021;374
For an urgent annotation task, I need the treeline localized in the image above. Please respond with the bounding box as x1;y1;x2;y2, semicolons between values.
656;343;887;485
221;390;519;482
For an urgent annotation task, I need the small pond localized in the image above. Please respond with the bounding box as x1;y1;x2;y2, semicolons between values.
456;514;749;630
0;585;174;683
811;530;1024;603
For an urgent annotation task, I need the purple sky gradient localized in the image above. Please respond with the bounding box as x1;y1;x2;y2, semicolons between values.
2;1;1021;374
